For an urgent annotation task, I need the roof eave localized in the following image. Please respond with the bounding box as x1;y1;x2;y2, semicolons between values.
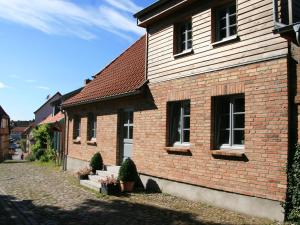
135;0;190;28
62;81;148;109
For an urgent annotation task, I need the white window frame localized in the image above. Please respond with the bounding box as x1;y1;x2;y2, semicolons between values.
87;113;97;140
215;95;244;150
73;116;81;139
216;2;237;42
168;100;190;147
123;110;134;142
176;20;193;53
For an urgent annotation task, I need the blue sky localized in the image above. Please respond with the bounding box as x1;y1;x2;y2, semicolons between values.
0;0;153;121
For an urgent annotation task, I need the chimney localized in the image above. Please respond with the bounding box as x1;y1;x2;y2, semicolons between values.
84;79;91;86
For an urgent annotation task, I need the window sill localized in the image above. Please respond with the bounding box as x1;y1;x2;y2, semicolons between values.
211;35;239;47
87;139;97;145
173;48;194;59
211;149;245;157
165;146;191;155
73;139;81;144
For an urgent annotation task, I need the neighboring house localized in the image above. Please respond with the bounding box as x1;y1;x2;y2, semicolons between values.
34;92;62;125
62;36;146;169
39;88;82;164
62;0;300;221
0;106;10;162
10;126;28;141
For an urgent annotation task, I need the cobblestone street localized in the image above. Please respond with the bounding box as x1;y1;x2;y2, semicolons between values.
0;162;279;225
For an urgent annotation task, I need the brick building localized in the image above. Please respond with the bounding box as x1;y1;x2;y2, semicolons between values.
0;106;10;162
62;0;300;221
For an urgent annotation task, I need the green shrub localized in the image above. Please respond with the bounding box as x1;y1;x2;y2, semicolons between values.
35;149;45;160
39;149;56;162
118;158;138;182
25;153;36;162
90;152;103;173
285;144;300;224
32;124;52;155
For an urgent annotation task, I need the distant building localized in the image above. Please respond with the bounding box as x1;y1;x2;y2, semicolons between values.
0;106;10;162
38;88;82;164
10;126;28;141
34;92;62;125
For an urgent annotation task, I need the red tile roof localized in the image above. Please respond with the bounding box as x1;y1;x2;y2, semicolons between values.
39;112;64;125
63;35;146;107
11;127;28;134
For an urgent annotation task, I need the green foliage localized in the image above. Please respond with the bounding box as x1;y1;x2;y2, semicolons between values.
25;153;36;162
32;124;52;155
118;158;138;182
20;139;27;152
90;152;103;173
40;149;56;162
284;144;300;224
35;149;45;160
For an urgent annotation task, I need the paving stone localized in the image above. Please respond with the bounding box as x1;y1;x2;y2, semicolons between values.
0;162;280;225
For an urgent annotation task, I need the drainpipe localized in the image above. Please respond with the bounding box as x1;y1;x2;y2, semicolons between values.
294;24;300;46
62;110;69;171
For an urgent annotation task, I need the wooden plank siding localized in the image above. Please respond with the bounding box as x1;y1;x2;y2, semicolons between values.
147;0;288;83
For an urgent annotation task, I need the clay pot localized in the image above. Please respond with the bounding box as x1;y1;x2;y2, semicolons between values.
120;181;135;192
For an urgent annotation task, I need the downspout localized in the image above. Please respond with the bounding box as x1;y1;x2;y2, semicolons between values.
145;29;149;81
62;110;69;171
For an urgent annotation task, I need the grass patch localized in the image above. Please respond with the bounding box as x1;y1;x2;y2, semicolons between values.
31;160;61;171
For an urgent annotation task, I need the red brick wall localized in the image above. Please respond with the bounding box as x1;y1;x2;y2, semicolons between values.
133;58;289;202
66;57;289;202
66;96;147;166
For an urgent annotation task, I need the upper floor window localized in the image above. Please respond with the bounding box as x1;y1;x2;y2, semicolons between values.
73;116;81;140
167;100;190;146
87;113;97;140
215;2;237;42
213;95;245;150
174;19;193;55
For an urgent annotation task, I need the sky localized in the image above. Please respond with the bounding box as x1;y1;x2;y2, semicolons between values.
0;0;154;121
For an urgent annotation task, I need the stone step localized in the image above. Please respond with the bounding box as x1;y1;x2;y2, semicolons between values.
96;170;118;178
105;165;120;174
80;179;101;192
88;174;109;182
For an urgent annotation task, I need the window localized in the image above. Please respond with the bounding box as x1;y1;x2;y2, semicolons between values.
174;19;193;54
214;95;245;149
215;2;237;42
123;111;133;140
87;113;97;140
73;116;81;139
167;100;190;146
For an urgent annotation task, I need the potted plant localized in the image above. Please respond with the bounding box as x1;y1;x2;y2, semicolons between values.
76;167;91;180
118;158;138;192
99;175;120;195
90;152;103;174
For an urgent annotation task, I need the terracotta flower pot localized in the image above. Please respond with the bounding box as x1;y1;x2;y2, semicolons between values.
120;181;135;192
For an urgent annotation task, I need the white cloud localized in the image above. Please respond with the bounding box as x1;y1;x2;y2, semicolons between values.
0;82;7;88
0;0;144;40
36;86;50;90
103;0;142;13
25;79;36;83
